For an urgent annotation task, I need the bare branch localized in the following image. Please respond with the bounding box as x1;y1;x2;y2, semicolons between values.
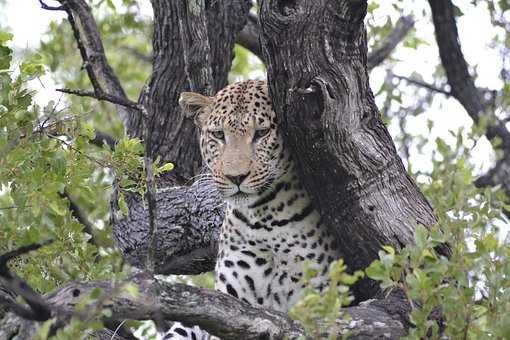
1;263;410;340
428;0;510;150
237;13;263;60
38;0;65;11
90;130;117;149
393;74;451;96
56;88;141;111
53;0;139;123
367;15;415;70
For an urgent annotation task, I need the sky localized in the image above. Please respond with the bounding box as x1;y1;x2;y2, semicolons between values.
4;0;501;178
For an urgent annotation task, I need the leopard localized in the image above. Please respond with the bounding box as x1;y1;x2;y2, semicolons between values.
164;80;341;340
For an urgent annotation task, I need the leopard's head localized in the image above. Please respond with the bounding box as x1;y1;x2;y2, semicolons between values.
180;80;290;206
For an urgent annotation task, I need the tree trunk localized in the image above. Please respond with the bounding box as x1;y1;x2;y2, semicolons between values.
258;0;445;301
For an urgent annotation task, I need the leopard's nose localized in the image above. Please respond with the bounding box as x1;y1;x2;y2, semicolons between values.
226;173;249;186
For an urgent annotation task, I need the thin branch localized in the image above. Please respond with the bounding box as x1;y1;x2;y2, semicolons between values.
90;130;117;149
428;0;510;150
62;190;98;247
143;150;158;272
119;46;152;64
56;88;141;111
0;240;53;265
393;74;451;96
367;15;415;70
53;0;139;122
0;240;54;322
38;0;65;11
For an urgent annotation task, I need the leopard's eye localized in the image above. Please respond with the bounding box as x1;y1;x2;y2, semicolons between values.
254;128;270;141
211;130;225;141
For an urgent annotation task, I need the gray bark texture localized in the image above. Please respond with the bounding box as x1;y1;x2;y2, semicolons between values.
1;0;459;339
259;0;446;302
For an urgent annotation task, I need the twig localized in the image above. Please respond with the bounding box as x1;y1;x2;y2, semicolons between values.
90;130;118;149
46;133;109;168
62;190;99;247
56;88;141;112
393;74;451;96
367;15;415;70
0;240;54;322
0;205;32;210
38;0;65;11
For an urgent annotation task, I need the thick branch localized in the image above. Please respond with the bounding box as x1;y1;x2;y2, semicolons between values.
237;13;263;60
128;0;250;183
53;0;139;123
112;175;223;275
428;0;510;212
1;264;410;340
428;0;510;150
367;15;415;70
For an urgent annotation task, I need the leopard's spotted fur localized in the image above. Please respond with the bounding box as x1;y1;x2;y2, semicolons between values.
165;80;340;340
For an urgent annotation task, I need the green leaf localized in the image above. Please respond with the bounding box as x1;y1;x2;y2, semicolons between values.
0;46;12;69
49;200;67;216
365;261;387;281
0;31;13;44
158;162;174;173
118;192;129;217
80;122;96;140
382;245;395;255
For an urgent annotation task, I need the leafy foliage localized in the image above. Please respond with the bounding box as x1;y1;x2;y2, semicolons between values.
289;260;364;340
366;128;510;339
0;31;123;293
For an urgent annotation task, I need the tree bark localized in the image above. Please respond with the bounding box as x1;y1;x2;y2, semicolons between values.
259;0;444;301
1;270;410;340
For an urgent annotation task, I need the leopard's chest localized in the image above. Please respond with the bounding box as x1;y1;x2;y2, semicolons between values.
214;182;340;312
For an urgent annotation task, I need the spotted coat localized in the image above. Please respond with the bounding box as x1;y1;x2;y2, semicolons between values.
165;80;341;339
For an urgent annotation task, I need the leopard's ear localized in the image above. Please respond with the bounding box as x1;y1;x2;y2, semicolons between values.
179;92;213;126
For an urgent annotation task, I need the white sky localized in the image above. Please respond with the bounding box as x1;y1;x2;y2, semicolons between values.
2;0;503;177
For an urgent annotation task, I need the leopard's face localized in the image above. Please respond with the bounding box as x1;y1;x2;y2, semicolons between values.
180;80;289;206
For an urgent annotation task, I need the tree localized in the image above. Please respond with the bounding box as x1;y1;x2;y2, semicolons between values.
1;0;509;339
